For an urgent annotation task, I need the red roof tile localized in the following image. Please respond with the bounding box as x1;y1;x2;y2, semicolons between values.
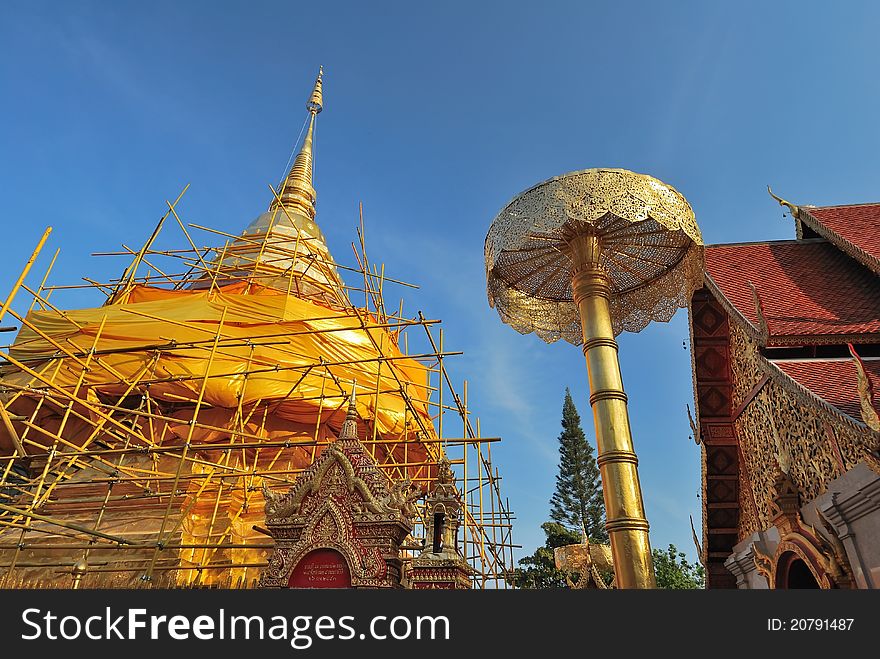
774;358;880;421
802;204;880;275
705;240;880;343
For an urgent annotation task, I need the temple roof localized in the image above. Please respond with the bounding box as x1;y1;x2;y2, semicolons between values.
699;194;880;430
704;239;880;345
800;203;880;275
772;358;880;421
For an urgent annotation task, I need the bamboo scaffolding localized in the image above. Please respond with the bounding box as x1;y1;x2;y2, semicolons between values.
0;196;517;590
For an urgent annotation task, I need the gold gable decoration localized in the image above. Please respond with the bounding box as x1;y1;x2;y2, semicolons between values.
259;393;418;589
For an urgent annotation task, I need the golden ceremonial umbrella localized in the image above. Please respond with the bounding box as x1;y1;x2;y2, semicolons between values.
485;168;703;588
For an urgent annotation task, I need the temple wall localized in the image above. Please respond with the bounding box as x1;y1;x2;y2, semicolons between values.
725;528;778;589
728;322;875;536
726;462;880;589
725;321;880;587
806;463;880;589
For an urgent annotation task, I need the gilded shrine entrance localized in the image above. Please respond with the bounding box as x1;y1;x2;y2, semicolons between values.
258;392;419;589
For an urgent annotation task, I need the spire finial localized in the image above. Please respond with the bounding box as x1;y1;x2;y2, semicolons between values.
270;67;325;219
345;379;357;419
339;381;359;440
307;66;323;115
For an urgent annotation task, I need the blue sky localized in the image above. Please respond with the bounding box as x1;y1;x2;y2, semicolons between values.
2;1;879;565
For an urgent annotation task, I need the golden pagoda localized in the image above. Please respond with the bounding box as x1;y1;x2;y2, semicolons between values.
0;69;515;588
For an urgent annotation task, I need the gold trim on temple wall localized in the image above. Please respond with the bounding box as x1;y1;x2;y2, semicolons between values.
727;321;879;538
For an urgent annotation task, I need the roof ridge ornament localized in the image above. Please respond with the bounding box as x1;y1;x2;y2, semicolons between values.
768;185;802;221
747;280;770;341
847;344;880;432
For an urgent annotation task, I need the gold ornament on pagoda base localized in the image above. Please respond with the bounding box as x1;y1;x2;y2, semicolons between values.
485;168;703;589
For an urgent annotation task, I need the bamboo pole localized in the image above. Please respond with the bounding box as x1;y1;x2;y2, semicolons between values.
27;247;60;313
112;185;189;302
0;227;52;323
0;402;25;457
143;306;228;581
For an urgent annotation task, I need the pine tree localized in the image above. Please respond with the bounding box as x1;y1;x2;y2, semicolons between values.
549;388;607;542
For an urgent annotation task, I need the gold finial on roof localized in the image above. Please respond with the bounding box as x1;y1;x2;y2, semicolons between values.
690;514;705;567
686;403;701;445
339;381;359;440
848;344;880;431
768;185;802;220
269;67;325;219
747;280;769;340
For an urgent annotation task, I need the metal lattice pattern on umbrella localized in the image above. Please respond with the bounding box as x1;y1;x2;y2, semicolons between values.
485;168;704;342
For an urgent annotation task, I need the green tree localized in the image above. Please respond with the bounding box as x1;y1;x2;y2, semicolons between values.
549;388;607;542
508;522;582;589
652;544;705;589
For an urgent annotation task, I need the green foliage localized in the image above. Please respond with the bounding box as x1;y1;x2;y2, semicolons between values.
652;543;705;589
549;388;607;542
507;522;582;589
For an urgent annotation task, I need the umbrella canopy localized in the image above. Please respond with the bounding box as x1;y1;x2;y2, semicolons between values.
485;168;703;343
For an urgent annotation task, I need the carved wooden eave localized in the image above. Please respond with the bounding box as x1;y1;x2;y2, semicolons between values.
689;289;740;588
703;273;765;346
758;357;880;442
695;273;880;450
761;332;880;348
686;301;702;421
698;277;880;447
684;301;711;569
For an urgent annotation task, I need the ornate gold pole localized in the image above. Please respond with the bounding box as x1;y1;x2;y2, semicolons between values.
568;232;655;589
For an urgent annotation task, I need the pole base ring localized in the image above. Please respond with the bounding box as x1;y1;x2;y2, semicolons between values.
589;389;628;406
605;517;651;533
596;449;639;467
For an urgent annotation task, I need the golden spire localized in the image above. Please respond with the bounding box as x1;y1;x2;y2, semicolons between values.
339;381;359;440
270;67;324;219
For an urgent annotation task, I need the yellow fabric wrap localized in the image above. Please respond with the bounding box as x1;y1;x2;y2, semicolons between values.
1;284;434;453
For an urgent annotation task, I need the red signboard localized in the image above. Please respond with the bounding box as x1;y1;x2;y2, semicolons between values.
288;549;352;588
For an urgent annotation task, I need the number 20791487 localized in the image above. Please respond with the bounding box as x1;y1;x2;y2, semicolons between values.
768;618;854;631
